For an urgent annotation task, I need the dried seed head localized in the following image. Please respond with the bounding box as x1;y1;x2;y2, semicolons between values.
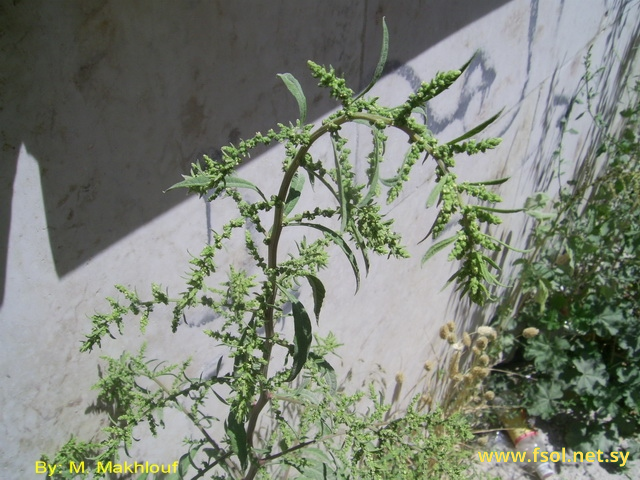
449;351;461;378
439;325;449;340
478;354;490;366
463;331;472;347
446;332;457;344
484;391;495;401
472;346;482;356
395;371;405;385
446;321;456;332
523;327;540;339
452;342;464;351
475;336;488;351
471;366;490;379
424;360;435;372
477;326;497;340
472;395;482;404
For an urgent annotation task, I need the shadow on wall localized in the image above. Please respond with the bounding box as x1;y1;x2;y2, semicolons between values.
0;0;511;305
446;3;640;332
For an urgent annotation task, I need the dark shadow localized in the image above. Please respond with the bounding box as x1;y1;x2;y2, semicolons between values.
0;0;511;305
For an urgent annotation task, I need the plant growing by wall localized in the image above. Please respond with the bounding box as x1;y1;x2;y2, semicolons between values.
491;77;640;460
44;22;512;479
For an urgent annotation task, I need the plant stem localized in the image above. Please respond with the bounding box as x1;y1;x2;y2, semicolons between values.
243;111;444;479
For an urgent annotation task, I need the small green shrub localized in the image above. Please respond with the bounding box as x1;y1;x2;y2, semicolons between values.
43;23;512;479
493;80;640;458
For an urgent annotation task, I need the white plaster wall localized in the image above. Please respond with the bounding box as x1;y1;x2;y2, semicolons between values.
1;0;639;477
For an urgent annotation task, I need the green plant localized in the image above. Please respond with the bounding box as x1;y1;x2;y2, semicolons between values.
492;80;640;459
44;23;513;479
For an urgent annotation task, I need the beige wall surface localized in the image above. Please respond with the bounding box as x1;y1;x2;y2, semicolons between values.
1;0;639;477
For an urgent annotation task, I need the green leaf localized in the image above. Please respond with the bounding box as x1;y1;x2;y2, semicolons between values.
527;381;564;419
466;176;511;186
379;175;399;187
426;176;446;208
280;288;313;382
534;279;549;314
447;109;503;145
331;134;349;232
421;235;456;265
355;17;389;100
524;192;555;219
476;206;523;214
224;176;267;201
484;234;533;254
309;352;337;394
277;73;307;123
291;222;360;292
284;172;304;216
299;447;339;479
226;411;248;470
303;274;326;322
572;358;608;394
357;127;384;207
166;174;212;192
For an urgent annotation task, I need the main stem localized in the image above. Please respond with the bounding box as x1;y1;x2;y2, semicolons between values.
242;110;439;479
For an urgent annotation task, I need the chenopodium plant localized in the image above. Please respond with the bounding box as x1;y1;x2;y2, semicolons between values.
47;23;513;479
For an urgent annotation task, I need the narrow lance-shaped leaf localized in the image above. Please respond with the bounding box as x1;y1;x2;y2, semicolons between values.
291;222;361;292
358;126;384;207
477;205;523;214
355;17;389;100
165;174;212;193
225;176;267;201
284;172;304;217
303;274;326;322
426;175;447;208
331;134;350;232
277;73;307;124
421;235;457;265
466;176;510;186
280;288;313;382
447;109;503;145
484;234;533;254
347;218;371;277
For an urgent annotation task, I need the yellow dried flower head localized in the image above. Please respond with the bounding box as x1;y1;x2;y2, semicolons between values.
472;346;481;356
446;321;456;332
449;351;461;377
484;391;495;401
451;373;464;383
446;332;457;344
424;360;435;372
395;371;405;384
439;325;449;340
463;331;472;347
471;366;490;379
475;336;488;350
477;326;497;340
478;354;490;366
523;327;540;339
